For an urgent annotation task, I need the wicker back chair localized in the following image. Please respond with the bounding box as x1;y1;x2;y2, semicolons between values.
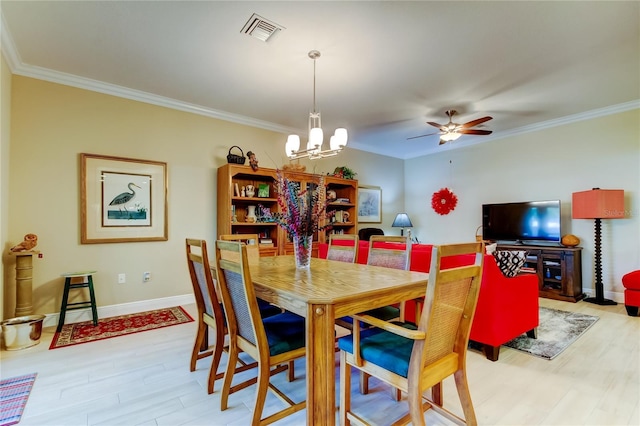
219;233;260;264
327;234;359;263
186;238;259;394
214;240;307;425
338;242;484;426
365;235;412;322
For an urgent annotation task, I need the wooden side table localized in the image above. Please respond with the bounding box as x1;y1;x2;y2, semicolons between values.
8;250;40;317
57;271;99;331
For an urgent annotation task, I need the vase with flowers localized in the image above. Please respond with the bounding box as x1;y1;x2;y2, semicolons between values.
261;171;332;269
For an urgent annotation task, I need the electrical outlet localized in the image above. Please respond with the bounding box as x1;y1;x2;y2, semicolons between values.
143;272;151;282
118;273;126;284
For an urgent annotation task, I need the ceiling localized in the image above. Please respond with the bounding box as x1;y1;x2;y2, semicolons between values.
2;1;639;159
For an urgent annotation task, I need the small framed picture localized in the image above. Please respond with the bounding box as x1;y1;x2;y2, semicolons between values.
358;186;382;223
257;183;270;198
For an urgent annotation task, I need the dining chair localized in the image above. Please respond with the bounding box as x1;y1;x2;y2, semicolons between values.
186;238;258;394
365;235;412;322
214;240;307;425
219;233;261;264
326;233;359;263
219;234;282;317
338;242;484;426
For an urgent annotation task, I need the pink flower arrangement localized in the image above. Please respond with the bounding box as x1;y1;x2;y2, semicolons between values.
261;171;333;238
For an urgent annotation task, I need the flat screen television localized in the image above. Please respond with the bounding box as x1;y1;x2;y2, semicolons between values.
482;200;561;244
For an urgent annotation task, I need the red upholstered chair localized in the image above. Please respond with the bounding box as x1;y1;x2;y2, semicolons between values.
320;241;540;361
622;270;640;316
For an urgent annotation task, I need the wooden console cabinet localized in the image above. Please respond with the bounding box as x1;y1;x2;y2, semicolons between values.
217;164;358;257
497;244;584;302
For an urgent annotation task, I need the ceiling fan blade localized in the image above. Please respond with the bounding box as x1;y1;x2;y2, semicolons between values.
407;131;441;140
460;116;493;128
459;129;492;135
427;121;445;129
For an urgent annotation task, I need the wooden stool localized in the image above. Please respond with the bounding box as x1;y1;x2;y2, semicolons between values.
57;271;98;332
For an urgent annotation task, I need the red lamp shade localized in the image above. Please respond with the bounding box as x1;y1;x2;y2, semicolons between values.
572;189;625;219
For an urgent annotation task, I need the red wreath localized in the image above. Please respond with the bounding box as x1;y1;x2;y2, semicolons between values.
431;188;458;215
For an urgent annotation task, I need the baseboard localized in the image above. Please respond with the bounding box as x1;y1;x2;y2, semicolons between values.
43;294;195;328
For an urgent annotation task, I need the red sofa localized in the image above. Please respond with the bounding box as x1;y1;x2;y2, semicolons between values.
319;240;539;361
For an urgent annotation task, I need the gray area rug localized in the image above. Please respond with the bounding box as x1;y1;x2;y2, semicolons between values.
504;307;599;360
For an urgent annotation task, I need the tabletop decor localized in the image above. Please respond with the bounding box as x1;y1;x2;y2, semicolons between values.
261;171;332;268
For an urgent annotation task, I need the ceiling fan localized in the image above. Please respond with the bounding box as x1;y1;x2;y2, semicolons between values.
408;109;493;145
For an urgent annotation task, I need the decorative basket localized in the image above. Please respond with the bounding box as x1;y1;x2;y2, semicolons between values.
282;163;306;172
227;146;246;165
475;225;483;242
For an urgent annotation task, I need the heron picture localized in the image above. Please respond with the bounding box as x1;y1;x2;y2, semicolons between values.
102;171;151;225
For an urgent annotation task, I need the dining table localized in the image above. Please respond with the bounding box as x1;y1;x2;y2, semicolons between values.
245;255;430;425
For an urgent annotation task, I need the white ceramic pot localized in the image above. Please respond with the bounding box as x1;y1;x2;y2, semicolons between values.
1;315;45;350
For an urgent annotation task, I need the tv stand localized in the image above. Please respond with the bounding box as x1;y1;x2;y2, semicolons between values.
497;243;584;303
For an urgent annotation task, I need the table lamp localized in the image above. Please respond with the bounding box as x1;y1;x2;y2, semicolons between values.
572;188;625;305
392;213;413;236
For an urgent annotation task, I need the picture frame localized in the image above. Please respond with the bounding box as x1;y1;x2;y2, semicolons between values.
358;186;382;223
81;153;168;243
257;183;270;198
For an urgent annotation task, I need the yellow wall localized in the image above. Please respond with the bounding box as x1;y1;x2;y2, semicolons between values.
4;75;401;318
1;55;12;321
405;109;640;299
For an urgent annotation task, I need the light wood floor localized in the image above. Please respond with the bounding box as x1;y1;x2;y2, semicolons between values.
1;298;638;425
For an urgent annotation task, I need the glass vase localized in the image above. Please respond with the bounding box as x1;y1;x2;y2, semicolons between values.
293;235;312;269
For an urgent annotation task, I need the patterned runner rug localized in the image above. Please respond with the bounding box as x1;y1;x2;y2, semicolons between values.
504;306;599;360
50;306;193;349
0;373;37;426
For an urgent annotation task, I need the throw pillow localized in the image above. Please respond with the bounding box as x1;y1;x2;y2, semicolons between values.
485;243;497;255
494;250;527;278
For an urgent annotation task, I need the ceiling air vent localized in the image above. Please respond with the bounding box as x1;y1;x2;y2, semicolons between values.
241;13;284;42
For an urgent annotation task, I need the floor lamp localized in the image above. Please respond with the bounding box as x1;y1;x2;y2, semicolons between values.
572;188;625;306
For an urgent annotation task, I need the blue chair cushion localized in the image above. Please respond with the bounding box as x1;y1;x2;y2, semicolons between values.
263;311;306;356
338;322;417;378
364;305;401;321
258;299;283;318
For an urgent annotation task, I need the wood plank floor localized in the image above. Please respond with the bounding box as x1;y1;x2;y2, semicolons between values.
1;298;638;425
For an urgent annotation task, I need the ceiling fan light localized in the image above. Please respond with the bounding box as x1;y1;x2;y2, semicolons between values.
441;132;462;142
285;134;301;157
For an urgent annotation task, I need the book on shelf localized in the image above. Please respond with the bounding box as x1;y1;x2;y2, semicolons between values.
260;238;273;244
520;267;536;273
335;198;350;203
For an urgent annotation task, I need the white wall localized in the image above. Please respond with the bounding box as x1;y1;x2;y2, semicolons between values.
404;109;640;301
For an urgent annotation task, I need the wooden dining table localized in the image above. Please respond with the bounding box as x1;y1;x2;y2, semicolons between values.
246;255;430;425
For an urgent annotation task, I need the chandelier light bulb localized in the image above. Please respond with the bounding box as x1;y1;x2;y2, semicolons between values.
286;134;301;157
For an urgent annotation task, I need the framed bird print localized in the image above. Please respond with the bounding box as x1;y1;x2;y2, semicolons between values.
81;153;168;243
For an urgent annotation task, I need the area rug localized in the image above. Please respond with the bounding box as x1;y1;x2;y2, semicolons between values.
50;306;193;349
504;307;598;360
0;373;37;426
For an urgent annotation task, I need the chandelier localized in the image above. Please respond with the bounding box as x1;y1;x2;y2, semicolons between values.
285;50;348;160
